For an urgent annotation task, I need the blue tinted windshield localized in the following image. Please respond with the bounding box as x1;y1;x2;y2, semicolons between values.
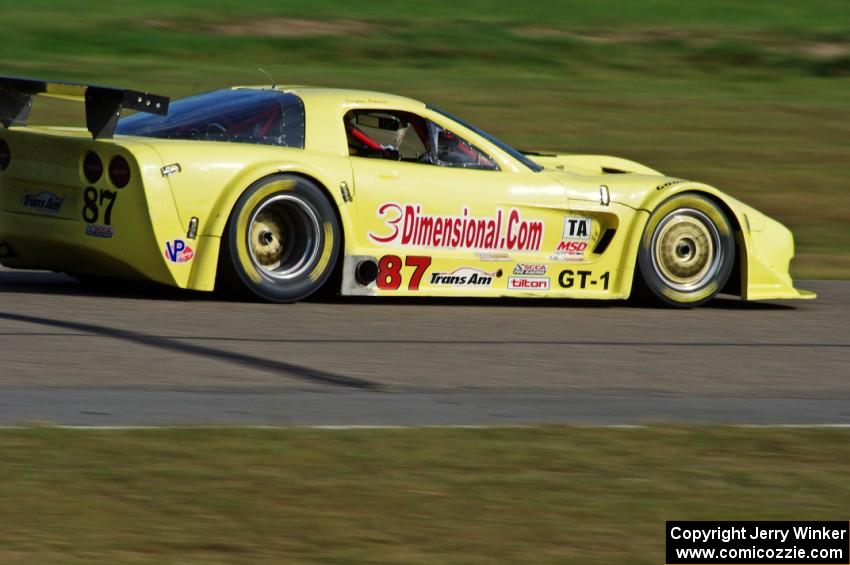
426;105;543;172
117;89;305;148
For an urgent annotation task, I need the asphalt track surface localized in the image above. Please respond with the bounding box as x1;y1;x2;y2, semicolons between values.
0;267;848;426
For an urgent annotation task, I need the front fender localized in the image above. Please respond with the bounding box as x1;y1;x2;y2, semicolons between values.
737;210;816;301
637;183;815;301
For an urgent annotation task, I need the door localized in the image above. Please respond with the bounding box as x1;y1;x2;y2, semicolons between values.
346;108;568;295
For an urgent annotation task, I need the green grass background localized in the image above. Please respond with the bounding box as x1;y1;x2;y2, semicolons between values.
1;0;848;276
2;426;849;564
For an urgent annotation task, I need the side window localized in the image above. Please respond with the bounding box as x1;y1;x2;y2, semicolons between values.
344;110;429;162
343;109;498;171
117;90;306;148
429;122;499;171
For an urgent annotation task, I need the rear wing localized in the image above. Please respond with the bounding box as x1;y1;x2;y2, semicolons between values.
0;76;169;139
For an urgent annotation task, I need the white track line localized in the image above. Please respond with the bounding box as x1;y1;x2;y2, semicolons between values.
1;424;850;430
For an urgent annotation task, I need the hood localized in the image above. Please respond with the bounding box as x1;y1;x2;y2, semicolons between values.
527;152;698;210
525;153;663;176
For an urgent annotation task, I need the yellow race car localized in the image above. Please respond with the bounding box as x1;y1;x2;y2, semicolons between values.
0;77;814;306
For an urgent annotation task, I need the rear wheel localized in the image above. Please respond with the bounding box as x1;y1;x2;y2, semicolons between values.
636;193;735;307
220;174;341;302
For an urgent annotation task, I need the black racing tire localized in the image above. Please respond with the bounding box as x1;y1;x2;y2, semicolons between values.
636;193;735;308
219;174;341;303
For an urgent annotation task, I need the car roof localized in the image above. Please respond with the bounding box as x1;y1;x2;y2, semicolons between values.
233;85;427;112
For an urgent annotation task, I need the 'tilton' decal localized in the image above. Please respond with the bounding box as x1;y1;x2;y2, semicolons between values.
369;203;544;251
508;277;550;290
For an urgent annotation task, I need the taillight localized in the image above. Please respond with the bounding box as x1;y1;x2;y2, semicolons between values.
0;139;10;171
109;155;131;188
83;152;103;183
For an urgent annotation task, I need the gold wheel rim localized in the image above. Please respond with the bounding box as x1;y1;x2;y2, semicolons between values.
246;195;321;280
250;210;286;270
651;208;721;291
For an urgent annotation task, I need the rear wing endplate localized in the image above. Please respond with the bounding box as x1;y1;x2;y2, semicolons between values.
0;76;169;139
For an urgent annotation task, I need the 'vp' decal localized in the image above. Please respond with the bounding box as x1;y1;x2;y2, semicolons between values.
164;239;194;263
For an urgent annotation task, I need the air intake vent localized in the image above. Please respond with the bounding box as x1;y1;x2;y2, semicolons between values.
593;229;616;254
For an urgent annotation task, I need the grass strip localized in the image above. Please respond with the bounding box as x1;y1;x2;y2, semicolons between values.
0;426;848;563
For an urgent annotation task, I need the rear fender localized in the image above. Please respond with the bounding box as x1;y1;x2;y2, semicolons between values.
149;144;354;291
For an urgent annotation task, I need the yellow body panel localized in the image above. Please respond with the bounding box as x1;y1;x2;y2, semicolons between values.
0;85;813;302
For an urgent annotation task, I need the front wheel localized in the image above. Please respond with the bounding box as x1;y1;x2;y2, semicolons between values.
636;193;735;307
219;174;341;302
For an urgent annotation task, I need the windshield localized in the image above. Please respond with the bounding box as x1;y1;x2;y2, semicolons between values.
426;105;543;172
116;89;305;148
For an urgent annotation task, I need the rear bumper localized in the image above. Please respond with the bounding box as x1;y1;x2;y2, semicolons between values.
0;128;191;287
0;208;171;283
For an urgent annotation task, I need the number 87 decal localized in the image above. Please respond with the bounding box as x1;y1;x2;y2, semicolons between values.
377;255;432;291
